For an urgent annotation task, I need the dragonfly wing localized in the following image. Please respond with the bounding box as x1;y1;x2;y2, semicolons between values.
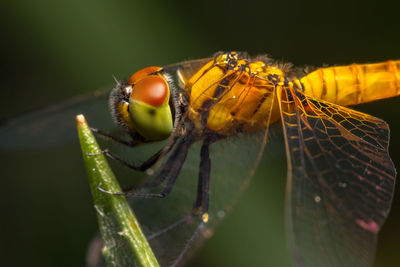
0;88;118;150
129;129;270;266
86;128;271;267
163;57;212;77
278;87;396;267
163;57;212;90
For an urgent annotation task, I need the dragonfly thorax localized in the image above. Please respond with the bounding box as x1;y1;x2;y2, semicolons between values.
181;52;284;135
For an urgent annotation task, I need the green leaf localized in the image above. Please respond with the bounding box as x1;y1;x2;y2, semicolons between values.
76;114;160;267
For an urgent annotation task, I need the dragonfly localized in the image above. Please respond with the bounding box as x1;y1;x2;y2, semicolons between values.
0;51;398;267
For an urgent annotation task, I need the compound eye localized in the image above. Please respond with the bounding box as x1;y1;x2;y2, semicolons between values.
130;75;169;107
128;66;163;85
125;66;173;141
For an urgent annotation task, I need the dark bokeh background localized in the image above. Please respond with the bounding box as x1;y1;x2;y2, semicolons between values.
1;0;400;266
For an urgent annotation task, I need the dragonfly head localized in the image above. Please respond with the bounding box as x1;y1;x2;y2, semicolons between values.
109;66;174;141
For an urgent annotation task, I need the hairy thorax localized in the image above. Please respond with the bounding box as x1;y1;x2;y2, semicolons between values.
181;52;285;135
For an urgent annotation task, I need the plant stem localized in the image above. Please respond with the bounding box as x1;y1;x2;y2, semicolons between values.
77;114;159;267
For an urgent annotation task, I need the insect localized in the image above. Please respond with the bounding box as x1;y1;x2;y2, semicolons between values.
1;52;398;267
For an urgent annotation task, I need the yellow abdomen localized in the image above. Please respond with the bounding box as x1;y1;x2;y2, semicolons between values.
297;60;400;106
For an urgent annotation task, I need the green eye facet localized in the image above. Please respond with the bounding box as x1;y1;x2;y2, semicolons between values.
129;99;173;141
127;68;173;141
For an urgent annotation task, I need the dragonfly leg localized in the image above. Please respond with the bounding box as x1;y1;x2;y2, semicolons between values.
196;137;211;215
93;142;175;172
146;137;212;238
96;135;190;196
122;133;194;197
144;138;213;267
90;111;188;171
90;127;142;147
168;137;212;266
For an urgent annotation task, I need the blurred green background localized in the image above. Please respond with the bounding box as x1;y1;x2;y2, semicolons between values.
1;0;400;266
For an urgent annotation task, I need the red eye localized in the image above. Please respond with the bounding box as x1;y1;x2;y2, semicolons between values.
128;66;163;85
130;75;169;107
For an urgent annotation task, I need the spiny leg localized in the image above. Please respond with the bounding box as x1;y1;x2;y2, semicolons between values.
95;135;178;172
124;132;195;197
94;133;183;196
90;111;187;172
148;136;215;267
194;136;212;221
90;127;142;147
88;127;156;171
98;132;192;196
169;136;215;267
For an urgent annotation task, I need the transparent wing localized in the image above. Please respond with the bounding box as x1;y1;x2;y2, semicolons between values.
163;57;212;82
278;87;396;267
0;89;114;150
86;127;272;267
131;128;270;266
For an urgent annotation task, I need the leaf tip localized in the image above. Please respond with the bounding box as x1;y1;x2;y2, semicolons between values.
76;114;87;124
